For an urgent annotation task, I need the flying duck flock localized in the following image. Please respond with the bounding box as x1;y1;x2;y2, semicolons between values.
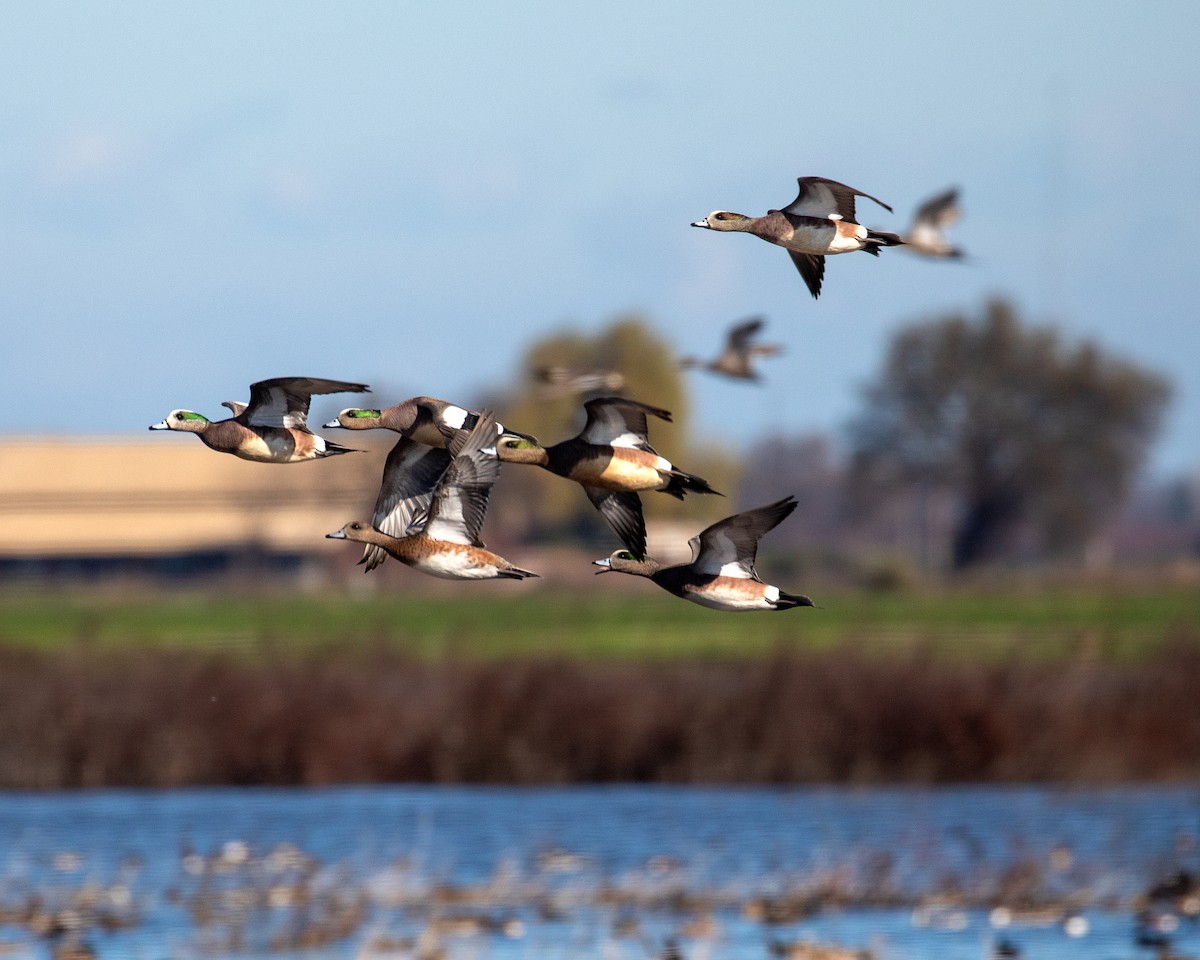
150;177;964;612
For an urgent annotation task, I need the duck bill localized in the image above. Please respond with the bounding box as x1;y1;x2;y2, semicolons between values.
325;530;347;540
479;445;498;458
148;420;169;430
592;558;613;574
690;219;711;229
322;418;344;429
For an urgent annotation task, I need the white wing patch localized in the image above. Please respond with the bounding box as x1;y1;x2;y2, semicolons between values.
440;405;469;430
607;430;646;450
693;528;754;579
424;490;473;545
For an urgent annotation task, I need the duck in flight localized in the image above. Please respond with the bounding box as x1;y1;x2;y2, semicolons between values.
326;411;538;581
692;176;903;298
899;186;965;259
593;496;812;611
680;317;783;382
323;397;534;571
487;397;721;561
149;376;368;463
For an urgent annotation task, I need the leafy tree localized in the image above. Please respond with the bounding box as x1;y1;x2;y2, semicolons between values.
847;299;1172;570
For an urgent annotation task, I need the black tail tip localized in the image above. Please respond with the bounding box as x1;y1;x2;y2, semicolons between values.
774;591;815;609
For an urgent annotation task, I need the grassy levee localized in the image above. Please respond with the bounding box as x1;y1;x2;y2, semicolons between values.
1;579;1198;787
1;580;1198;661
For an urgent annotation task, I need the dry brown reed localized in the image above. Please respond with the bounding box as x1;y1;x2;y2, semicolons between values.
2;637;1199;788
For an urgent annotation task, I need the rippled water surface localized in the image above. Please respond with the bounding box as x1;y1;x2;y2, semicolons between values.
2;786;1198;959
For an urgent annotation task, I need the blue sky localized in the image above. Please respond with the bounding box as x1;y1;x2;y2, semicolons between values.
3;1;1198;475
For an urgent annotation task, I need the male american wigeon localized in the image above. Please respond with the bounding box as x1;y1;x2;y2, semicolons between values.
487;396;720;560
680;317;783;382
899;186;965;259
149;376;368;463
593;496;812;612
691;176;904;298
323;396;529;448
326;411;538;581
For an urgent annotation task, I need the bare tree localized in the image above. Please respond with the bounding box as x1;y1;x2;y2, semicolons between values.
847;299;1172;570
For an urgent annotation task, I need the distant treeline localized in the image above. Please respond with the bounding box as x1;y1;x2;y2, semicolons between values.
3;635;1200;789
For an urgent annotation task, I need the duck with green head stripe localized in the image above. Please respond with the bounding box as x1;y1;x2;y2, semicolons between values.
149;376;368;463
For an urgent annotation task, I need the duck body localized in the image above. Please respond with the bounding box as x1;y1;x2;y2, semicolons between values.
150;376;368;463
331;527;536;581
192;419;352;462
651;567;808;612
539;438;705;497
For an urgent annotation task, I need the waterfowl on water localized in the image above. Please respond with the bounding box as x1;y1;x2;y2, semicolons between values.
488;397;721;561
324;396;536;570
691;175;904;298
900;186;965;259
593;496;812;612
680;317;783;382
326;411;538;581
149;376;369;463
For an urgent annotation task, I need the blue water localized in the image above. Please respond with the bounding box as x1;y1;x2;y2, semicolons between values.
1;785;1198;959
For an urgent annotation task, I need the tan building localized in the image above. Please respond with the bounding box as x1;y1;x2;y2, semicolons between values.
0;435;391;559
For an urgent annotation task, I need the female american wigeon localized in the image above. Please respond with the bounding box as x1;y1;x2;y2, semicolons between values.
691;176;904;298
900;186;965;259
680;317;783;382
327;411;538;581
149;376;369;463
488;396;720;560
593;496;813;612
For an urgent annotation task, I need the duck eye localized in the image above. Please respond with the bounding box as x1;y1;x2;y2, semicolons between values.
618;551;634;560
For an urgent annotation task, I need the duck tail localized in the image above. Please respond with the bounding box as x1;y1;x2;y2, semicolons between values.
498;565;540;580
771;590;815;610
662;470;723;500
317;440;363;457
863;228;905;255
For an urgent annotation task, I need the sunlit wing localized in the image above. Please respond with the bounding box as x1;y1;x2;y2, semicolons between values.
361;439;452;570
242;377;368;429
580;398;670;450
584;486;647;559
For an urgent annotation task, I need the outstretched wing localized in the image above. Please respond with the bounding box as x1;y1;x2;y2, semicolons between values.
788;252;826;299
580;397;672;450
692;496;798;580
241;377;369;429
360;438;452;571
423;411;502;546
726;316;766;353
912;187;960;230
584;485;647;559
783;176;893;223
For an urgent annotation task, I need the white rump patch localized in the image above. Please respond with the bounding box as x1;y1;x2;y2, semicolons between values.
441;405;469;430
